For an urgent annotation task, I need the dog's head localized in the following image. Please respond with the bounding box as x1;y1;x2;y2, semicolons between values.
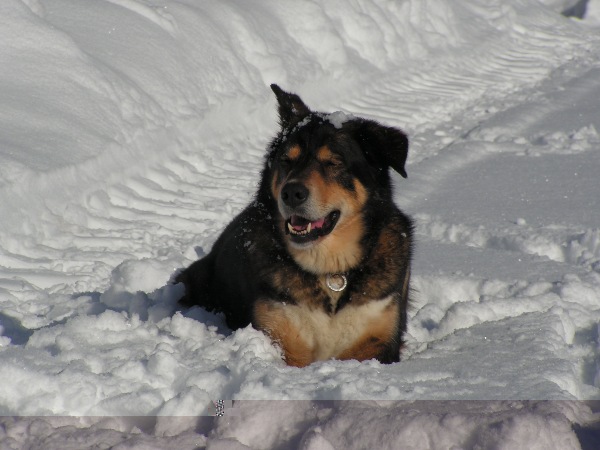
263;84;409;274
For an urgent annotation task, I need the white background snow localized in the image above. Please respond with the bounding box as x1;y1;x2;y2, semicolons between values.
1;0;600;448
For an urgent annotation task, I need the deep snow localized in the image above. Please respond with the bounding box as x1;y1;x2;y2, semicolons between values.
1;0;600;448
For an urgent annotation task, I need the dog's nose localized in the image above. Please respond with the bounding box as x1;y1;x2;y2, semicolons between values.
281;182;309;208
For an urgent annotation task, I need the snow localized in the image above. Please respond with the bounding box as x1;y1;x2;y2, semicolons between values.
1;0;600;447
323;111;355;129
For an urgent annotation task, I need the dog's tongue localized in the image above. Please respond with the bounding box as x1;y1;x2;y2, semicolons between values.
290;215;325;231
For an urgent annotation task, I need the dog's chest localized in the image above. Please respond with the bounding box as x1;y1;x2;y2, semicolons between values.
254;292;395;363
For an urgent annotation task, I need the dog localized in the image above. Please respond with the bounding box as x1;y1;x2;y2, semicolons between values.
175;84;413;367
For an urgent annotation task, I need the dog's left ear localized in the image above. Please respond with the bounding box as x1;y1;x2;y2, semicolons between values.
270;84;311;128
351;120;409;178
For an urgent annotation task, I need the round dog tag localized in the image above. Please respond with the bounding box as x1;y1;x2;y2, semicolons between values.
326;274;347;292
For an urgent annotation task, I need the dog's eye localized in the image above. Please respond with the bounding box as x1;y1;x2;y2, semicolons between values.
323;159;342;168
279;156;292;167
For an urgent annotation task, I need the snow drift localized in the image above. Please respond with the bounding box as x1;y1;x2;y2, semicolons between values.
1;0;600;447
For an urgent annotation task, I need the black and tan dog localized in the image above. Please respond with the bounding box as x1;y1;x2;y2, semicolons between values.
176;85;413;367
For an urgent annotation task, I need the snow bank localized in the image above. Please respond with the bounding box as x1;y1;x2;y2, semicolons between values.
1;0;600;447
0;401;595;449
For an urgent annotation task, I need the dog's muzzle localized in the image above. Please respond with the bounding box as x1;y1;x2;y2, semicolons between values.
279;181;340;244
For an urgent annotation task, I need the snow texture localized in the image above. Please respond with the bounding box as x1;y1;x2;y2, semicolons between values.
1;0;600;447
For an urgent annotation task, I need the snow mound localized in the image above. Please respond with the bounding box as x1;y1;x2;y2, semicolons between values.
1;0;600;447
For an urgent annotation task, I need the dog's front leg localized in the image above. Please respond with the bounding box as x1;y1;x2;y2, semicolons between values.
253;299;317;367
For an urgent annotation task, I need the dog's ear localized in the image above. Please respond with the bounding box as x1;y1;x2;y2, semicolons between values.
270;84;311;128
351;120;409;178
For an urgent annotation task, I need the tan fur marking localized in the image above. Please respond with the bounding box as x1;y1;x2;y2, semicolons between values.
271;169;280;200
254;300;314;367
287;145;302;160
254;296;396;367
337;300;399;361
317;146;334;163
358;221;410;301
402;267;411;302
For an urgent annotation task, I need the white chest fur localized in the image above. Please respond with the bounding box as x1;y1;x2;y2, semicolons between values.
256;294;396;363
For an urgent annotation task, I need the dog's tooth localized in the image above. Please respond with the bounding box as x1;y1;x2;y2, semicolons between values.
287;222;294;234
307;222;312;234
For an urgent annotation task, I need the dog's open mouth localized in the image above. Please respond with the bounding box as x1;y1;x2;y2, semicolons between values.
285;211;340;243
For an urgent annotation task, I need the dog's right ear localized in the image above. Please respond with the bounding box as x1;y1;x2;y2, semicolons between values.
270;84;311;128
350;119;409;178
